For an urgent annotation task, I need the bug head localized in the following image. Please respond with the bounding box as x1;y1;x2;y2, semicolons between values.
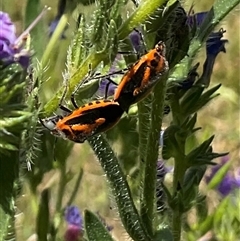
155;41;166;57
39;115;63;132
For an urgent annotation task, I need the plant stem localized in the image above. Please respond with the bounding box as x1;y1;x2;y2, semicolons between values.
88;135;151;241
172;210;182;241
140;75;168;234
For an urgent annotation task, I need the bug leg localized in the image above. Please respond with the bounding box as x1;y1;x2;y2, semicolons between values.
59;105;72;113
70;64;95;108
91;69;127;80
104;77;118;99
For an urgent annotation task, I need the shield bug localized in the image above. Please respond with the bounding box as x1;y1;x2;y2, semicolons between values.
40;67;124;143
113;41;169;112
40;99;124;143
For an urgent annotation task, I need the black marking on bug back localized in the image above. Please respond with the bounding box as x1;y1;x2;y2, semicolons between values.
67;103;123;141
65;103;123;127
93;104;124;132
150;59;158;68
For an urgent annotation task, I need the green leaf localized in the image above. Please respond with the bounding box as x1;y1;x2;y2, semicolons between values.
186;135;214;165
36;189;50;241
207;158;232;190
153;227;173;241
162;125;182;160
180;87;204;114
0;207;10;240
84;210;114;241
74;78;100;101
70;14;87;69
97;19;118;63
91;0;110;44
25;0;46;58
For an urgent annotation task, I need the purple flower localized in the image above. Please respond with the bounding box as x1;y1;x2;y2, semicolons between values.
205;156;240;196
0;8;49;68
199;28;228;87
0;11;29;68
65;206;83;227
64;206;83;241
187;11;228;87
187;11;208;28
129;30;142;53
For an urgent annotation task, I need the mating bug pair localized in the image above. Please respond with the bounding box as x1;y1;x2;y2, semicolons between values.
40;38;169;143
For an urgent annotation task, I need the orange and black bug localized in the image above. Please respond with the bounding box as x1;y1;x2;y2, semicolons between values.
95;41;169;112
40;100;124;143
40;67;124;143
113;41;168;111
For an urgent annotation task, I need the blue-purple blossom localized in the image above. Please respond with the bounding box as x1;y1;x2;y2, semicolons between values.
187;11;208;28
205;156;240;196
64;206;83;241
187;11;228;87
0;11;30;68
65;206;83;227
199;28;228;87
129;30;142;53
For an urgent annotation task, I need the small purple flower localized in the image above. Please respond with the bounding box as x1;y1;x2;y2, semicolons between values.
65;206;83;227
205;156;240;196
187;11;228;87
129;30;142;53
0;8;49;68
199;28;228;87
187;11;208;28
0;11;27;67
64;206;83;241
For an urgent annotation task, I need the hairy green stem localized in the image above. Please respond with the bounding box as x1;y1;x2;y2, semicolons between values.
88;135;151;241
172;210;182;241
140;75;168;234
137;96;152;205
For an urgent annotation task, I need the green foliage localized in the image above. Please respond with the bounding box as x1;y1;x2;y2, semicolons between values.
85;210;114;241
1;0;239;240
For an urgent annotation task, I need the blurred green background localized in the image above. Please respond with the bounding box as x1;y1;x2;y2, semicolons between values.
1;0;239;240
